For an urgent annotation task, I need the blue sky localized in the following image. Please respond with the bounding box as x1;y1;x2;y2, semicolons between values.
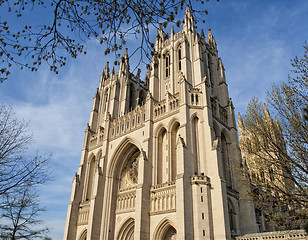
1;1;308;239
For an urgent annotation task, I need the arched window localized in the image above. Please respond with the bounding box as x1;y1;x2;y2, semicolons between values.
228;200;237;233
171;122;180;181
221;133;232;187
157;128;168;184
192;117;200;174
138;91;144;105
86;156;96;201
165;53;170;78
128;84;134;111
119;152;139;190
117;218;135;240
78;230;87;240
103;88;109;113
178;46;182;71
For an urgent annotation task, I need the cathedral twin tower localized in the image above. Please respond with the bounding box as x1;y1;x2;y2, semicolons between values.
64;7;259;240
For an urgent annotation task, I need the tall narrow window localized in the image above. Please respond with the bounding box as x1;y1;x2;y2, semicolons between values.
228;200;237;233
128;84;134;111
157;128;168;184
171;122;180;181
86;157;95;201
165;53;170;78
192;117;201;174
221;134;232;187
178;47;182;70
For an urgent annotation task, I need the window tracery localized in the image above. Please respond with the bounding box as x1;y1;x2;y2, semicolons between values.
119;152;140;190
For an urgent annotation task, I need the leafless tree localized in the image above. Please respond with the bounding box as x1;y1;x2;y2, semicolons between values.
0;104;50;238
0;187;49;240
0;104;49;198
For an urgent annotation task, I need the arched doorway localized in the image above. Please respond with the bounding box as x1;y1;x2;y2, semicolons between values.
101;138;141;240
117;218;135;240
154;219;177;240
163;225;177;240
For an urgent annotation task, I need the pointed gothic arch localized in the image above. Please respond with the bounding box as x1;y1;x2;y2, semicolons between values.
153;218;177;240
164;51;171;78
116;217;135;240
212;120;220;140
101;137;141;239
78;229;87;240
103;87;109;113
107;137;142;177
227;198;237;234
156;126;168;184
192;115;200;174
170;120;180;181
128;83;135;112
221;132;232;187
85;155;96;201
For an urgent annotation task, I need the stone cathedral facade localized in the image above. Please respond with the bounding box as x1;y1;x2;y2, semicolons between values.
63;7;260;240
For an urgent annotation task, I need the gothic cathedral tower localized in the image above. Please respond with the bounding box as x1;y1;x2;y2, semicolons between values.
64;7;259;240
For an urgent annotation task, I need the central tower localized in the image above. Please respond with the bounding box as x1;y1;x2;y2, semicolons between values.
64;7;258;240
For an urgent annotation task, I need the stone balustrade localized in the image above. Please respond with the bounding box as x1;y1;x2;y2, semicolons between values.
78;202;90;225
153;93;179;120
236;230;308;240
110;105;145;139
154;99;167;119
150;181;176;214
116;189;136;213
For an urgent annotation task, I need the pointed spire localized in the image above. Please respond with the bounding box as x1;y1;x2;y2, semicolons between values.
171;26;174;36
157;23;164;39
183;4;194;33
218;58;226;84
111;66;115;75
102;61;109;79
144;65;150;87
184;4;193;20
136;68;141;82
119;48;129;76
155;24;164;50
218;58;224;69
238;113;244;130
201;29;205;38
207;29;217;49
123;47;128;58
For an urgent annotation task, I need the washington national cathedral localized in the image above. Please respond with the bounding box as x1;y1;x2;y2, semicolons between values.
63;7;276;240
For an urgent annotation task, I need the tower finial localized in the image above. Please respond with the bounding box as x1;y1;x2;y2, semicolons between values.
102;61;110;79
238;113;244;130
183;4;195;33
119;48;130;76
207;29;217;49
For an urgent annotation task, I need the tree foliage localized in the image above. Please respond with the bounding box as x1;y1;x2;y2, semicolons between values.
0;0;217;82
240;44;308;230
